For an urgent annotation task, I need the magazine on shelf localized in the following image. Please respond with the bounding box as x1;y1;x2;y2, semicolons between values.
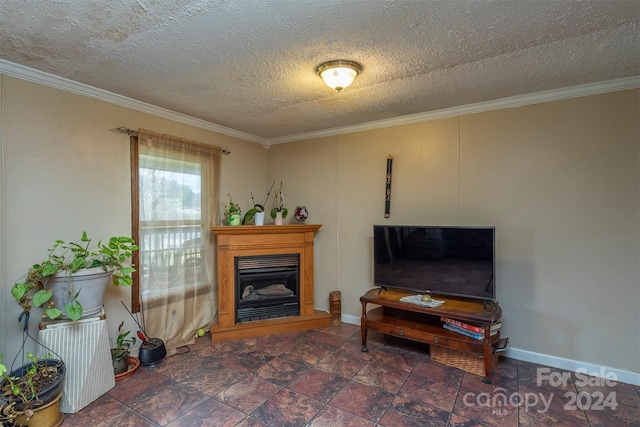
440;316;501;334
443;323;498;340
399;294;445;308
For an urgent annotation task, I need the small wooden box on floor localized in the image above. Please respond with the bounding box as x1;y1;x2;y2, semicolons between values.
430;345;499;377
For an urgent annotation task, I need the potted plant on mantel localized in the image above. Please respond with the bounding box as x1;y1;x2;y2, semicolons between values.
270;180;288;225
0;352;66;426
242;180;276;226
11;231;139;321
223;194;242;226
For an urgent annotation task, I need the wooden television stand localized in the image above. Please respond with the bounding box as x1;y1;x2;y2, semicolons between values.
360;287;503;384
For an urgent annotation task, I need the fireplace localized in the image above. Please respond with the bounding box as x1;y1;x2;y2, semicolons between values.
235;254;300;322
210;224;331;342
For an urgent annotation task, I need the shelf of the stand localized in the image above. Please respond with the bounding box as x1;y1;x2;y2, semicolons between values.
366;307;499;351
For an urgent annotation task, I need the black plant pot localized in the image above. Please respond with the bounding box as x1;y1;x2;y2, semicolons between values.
4;359;66;410
138;338;166;366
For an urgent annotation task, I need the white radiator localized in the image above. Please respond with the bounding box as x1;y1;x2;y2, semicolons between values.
38;309;115;413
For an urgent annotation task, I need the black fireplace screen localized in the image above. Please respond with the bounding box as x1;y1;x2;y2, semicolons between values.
235;253;300;323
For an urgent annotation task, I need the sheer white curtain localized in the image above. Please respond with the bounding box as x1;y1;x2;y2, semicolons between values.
133;129;220;354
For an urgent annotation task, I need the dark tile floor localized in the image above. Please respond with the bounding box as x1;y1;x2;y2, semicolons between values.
61;323;639;426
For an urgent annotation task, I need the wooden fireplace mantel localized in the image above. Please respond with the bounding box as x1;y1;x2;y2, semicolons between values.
212;224;322;237
210;224;330;342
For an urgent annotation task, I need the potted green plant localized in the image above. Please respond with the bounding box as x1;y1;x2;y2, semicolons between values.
111;322;136;375
270;180;288;225
223;193;242;226
242;181;276;226
0;352;66;426
11;231;139;321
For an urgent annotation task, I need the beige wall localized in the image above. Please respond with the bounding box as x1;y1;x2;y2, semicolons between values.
2;74;638;376
267;90;639;373
0;76;266;358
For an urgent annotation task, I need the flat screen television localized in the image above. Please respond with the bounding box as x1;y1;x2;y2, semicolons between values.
373;225;496;301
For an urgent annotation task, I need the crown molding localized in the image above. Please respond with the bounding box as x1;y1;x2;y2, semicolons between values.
267;75;640;144
2;60;637;147
0;60;266;145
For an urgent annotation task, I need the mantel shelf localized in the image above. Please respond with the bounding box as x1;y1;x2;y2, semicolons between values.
212;224;321;235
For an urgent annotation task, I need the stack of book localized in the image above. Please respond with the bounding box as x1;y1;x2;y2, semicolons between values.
440;317;501;340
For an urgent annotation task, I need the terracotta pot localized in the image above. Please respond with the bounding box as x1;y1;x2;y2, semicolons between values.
115;357;140;381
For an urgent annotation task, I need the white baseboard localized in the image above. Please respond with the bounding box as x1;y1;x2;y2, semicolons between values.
505;347;640;387
342;314;360;326
341;315;640;386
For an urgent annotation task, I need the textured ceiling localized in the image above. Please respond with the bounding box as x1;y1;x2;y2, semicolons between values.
1;0;639;142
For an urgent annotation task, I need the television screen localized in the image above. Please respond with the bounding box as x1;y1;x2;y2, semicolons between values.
373;225;495;301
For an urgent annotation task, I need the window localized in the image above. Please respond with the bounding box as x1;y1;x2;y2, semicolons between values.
130;129;220;350
138;149;208;299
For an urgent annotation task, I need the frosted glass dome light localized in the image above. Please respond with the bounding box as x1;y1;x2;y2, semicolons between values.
316;60;362;92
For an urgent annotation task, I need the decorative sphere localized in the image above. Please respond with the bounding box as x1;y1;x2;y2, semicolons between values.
294;206;309;223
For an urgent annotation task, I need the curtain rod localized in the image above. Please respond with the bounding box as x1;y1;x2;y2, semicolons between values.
110;126;231;155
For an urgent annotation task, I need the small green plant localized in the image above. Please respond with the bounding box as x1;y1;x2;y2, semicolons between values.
111;322;136;360
270;180;288;219
242;180;276;224
11;231;139;321
111;322;136;375
223;193;241;219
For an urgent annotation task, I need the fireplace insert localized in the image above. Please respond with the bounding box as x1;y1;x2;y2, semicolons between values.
235;254;300;323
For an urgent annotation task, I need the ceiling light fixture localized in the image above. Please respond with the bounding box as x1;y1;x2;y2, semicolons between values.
316;60;362;92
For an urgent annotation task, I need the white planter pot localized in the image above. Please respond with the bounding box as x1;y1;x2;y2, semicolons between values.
47;267;114;319
275;211;283;225
254;211;265;226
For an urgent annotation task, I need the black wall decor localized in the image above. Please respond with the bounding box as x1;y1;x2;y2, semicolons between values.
384;155;393;218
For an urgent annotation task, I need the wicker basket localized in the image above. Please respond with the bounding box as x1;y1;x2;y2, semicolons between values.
430;345;499;377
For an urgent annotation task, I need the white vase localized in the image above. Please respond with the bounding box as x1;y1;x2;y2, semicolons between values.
275;211;283;225
254;211;265;226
